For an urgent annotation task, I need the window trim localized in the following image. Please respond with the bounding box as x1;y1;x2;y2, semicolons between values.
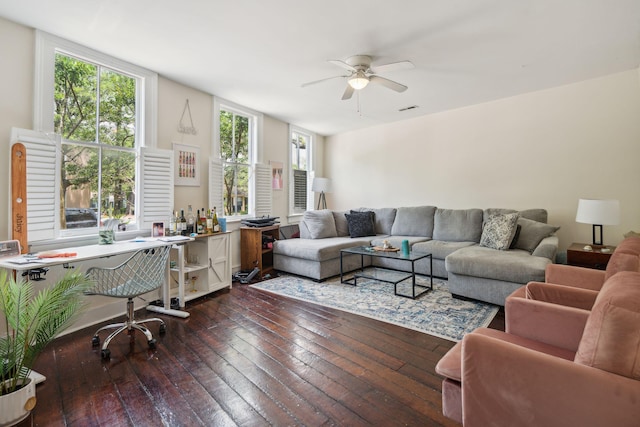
30;31;160;241
212;96;264;218
288;125;315;215
34;30;158;148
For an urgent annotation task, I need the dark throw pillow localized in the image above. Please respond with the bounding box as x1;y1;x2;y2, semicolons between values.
345;211;376;238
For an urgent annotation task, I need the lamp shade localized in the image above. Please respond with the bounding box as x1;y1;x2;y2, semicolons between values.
311;177;332;193
575;199;620;225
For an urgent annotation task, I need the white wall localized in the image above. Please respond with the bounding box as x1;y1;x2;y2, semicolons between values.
325;70;640;250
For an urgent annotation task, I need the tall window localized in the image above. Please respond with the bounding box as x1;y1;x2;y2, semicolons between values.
55;54;137;230
290;130;309;213
34;31;158;238
215;99;262;218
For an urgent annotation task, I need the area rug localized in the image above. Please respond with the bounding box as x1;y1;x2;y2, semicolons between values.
250;272;499;342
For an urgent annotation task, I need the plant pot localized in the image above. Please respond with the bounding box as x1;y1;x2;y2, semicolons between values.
0;378;36;427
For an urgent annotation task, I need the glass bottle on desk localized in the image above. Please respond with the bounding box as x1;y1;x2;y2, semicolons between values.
179;210;187;235
196;209;204;234
186;205;195;235
205;208;213;234
213;207;220;232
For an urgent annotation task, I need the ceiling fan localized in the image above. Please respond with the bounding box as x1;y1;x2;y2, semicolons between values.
302;55;414;100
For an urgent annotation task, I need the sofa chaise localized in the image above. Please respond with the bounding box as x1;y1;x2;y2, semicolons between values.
273;206;559;305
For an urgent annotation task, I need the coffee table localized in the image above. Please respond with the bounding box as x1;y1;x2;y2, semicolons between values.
340;245;433;299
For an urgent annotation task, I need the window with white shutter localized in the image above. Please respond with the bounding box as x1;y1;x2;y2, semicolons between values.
289;127;314;214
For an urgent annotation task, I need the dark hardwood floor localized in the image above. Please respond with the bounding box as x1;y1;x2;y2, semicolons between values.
25;282;504;426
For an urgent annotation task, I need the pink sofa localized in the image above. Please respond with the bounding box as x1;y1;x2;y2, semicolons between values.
435;270;640;426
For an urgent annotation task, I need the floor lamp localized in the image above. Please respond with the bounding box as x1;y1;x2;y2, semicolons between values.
575;198;620;246
312;177;331;210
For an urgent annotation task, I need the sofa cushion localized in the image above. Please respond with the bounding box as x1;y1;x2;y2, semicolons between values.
484;208;548;224
513;218;560;253
345;211;376;238
390;206;436;237
574;271;640;380
273;236;373;262
480;213;519;251
433;208;483;242
412;240;475;259
354;207;397;235
332;211;350;237
446;245;550;283
302;209;337;239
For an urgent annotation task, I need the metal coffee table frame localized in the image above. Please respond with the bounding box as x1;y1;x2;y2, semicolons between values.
340;246;433;299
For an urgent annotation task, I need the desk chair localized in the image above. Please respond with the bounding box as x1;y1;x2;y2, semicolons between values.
85;245;171;359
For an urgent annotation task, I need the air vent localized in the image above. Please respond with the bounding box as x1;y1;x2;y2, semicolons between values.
398;105;419;112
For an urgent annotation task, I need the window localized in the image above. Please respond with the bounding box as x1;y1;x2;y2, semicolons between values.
289;127;313;214
55;54;137;230
213;98;267;218
30;31;164;242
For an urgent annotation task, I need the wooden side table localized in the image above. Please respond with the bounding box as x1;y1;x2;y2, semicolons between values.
240;224;280;278
566;243;616;270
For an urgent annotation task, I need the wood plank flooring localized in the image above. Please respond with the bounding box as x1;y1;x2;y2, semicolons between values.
25;282;504;426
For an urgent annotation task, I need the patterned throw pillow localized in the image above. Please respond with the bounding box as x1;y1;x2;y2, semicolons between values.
480;213;520;250
345;211;376;238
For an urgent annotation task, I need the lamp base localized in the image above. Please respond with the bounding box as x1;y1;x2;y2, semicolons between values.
316;192;327;210
592;224;603;246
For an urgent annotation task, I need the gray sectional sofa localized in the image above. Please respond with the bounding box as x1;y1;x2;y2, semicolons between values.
273;206;559;306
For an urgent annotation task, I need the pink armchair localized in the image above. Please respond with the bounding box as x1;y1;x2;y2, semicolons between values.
436;271;640;426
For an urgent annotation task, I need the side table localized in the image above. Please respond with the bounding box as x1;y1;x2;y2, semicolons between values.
566;243;615;270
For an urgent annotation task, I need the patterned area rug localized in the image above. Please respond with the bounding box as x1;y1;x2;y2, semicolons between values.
250;272;499;342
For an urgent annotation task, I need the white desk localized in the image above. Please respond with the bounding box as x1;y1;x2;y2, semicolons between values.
0;237;193;318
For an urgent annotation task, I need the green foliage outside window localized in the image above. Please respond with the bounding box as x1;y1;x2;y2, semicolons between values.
54;54;137;228
220;110;250;216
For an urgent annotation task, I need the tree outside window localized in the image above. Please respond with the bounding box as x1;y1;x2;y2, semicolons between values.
220;109;250;216
291;130;310;214
54;54;137;230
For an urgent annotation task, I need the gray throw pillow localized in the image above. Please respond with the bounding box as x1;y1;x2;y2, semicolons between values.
345;211;376;238
480;213;520;250
302;209;337;239
332;210;350;237
514;217;560;253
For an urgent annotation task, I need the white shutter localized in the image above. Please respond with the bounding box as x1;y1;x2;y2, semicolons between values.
208;158;223;214
140;147;173;229
293;169;307;211
254;163;272;217
10;128;60;242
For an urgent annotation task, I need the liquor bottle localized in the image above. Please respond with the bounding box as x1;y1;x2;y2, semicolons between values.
196;209;204;234
200;208;207;234
169;211;177;236
186;205;195;235
205;208;213;234
179;209;187;235
213;207;220;233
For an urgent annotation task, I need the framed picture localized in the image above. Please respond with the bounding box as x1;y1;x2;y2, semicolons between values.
173;142;201;186
271;160;283;190
152;221;165;238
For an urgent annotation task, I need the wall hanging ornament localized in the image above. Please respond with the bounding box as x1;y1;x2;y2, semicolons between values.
178;99;198;135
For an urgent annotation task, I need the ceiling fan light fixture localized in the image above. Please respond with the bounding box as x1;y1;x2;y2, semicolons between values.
348;71;369;90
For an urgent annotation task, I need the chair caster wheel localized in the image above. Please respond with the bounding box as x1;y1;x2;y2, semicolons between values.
159;324;167;334
101;349;111;359
91;336;100;347
148;339;157;348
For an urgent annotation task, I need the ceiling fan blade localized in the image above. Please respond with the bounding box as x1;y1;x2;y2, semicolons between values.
369;75;408;93
370;60;415;74
329;59;357;72
341;84;355;100
301;75;347;88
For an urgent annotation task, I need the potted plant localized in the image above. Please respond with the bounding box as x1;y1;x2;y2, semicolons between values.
0;269;92;426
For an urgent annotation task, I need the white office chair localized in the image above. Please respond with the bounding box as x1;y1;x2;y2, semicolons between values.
85;245;171;359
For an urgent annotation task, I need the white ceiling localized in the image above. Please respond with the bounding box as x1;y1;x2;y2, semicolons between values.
1;0;639;136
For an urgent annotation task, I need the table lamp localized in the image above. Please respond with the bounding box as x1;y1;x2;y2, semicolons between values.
312;177;331;210
575;199;620;246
